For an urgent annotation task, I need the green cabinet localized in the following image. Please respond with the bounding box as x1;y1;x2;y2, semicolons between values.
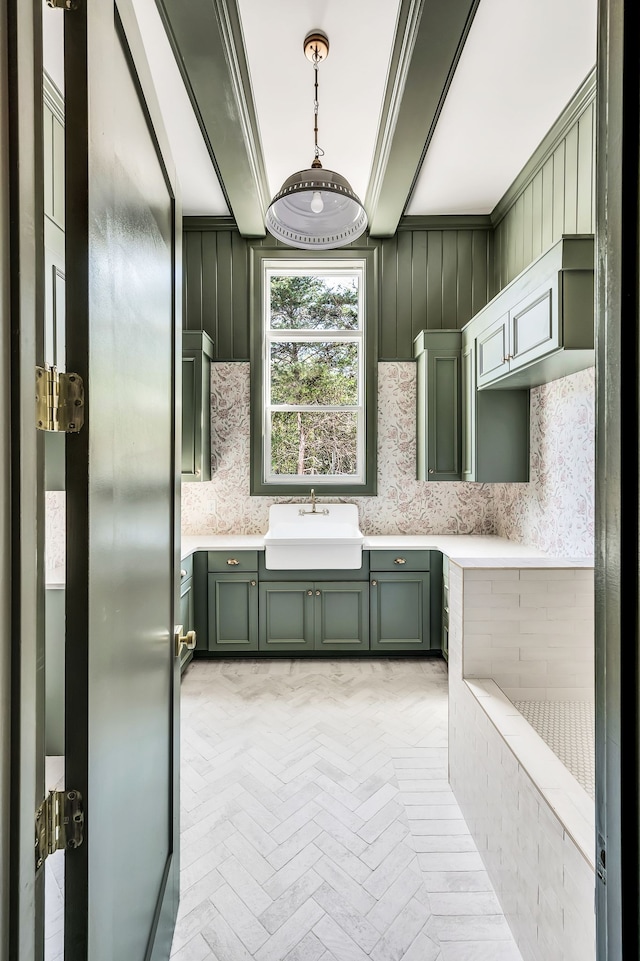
469;234;594;391
416;329;529;483
414;330;462;481
182;330;214;481
179;565;195;674
259;581;369;653
370;573;430;651
461;333;530;483
441;554;449;663
208;572;259;653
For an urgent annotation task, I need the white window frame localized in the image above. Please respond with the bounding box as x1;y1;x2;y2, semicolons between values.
262;258;366;486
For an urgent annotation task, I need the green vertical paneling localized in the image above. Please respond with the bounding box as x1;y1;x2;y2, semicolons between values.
552;141;566;242
185;231;203;331
471;230;488;314
201;231;218;339
411;231;428;339
380;237;398;358
215;231;233;358
456;231;472;326
577;103;594;233
396;230;413;348
231;231;248;358
441;232;458;325
564;122;579;233
426;232;443;331
522;183;533;268
531;175;543;261
513;195;524;276
541;156;554;251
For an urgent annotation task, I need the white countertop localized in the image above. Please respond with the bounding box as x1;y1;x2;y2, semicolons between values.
180;533;593;568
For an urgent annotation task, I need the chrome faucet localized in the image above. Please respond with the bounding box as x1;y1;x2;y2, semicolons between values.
298;488;329;516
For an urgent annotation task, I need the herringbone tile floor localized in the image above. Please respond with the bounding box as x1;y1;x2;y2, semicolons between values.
171;658;523;961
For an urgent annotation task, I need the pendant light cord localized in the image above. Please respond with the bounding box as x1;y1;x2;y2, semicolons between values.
312;46;324;167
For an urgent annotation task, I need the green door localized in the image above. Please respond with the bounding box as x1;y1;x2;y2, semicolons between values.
259;582;315;653
63;2;180;958
370;573;430;651
314;583;370;652
208;573;259;652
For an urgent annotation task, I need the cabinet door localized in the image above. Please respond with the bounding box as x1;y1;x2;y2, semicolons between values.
370;573;430;652
259;582;315;653
476;313;510;388
179;577;195;673
315;583;369;652
415;333;461;482
461;339;476;482
208;572;259;652
182;330;214;482
508;279;557;372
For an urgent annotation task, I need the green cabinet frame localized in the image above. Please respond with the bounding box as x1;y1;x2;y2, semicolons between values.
179;571;195;673
182;329;214;481
414;330;462;481
259;581;369;653
207;571;259;652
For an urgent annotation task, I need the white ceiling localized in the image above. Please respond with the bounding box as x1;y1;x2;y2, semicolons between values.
406;0;598;214
43;0;598;225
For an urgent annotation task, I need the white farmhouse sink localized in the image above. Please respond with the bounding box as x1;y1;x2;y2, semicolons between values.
264;503;364;569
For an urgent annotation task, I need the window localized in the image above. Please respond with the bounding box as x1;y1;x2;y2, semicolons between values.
251;249;377;496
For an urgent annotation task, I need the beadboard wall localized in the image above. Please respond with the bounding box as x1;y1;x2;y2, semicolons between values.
180;362;595;559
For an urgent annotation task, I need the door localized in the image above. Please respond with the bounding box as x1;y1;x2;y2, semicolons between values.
209;573;259;652
259;582;315;652
370;573;430;652
314;582;369;652
476;312;510;387
63;3;181;959
461;338;476;482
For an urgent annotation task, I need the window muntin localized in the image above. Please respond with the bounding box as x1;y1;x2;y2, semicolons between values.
263;262;366;485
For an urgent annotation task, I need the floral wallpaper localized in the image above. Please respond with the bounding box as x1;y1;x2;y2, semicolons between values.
493;366;595;558
181;362;495;537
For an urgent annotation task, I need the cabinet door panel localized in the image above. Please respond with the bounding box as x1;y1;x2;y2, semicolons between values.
476;314;510;387
461;339;476;481
370;573;430;651
180;578;194;672
315;583;369;652
208;573;258;652
259;582;315;652
509;281;557;370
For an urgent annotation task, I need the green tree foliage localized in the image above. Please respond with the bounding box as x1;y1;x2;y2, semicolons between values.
269;275;360;476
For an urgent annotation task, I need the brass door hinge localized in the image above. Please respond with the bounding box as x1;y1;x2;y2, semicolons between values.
36;366;84;433
35;790;84;871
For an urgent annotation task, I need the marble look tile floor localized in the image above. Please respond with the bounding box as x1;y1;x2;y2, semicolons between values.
172;658;524;961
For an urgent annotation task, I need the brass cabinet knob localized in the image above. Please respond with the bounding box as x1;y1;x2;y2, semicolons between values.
180;569;187;578
307;590;313;596
394;557;406;565
250;580;257;587
195;469;200;476
227;558;240;566
316;590;321;596
428;469;435;474
371;579;377;586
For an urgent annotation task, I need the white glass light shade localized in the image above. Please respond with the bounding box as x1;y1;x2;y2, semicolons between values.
265;167;368;249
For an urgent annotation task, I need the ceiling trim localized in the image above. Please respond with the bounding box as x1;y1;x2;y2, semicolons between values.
365;0;481;238
183;216;238;231
155;0;268;237
491;67;597;228
397;214;492;230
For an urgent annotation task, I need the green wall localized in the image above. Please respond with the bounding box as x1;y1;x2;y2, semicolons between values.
183;219;493;362
183;69;596;362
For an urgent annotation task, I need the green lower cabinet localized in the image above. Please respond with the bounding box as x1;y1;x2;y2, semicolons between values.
259;581;369;653
208;572;259;652
370;572;430;652
179;575;195;673
259;582;315;653
315;582;369;652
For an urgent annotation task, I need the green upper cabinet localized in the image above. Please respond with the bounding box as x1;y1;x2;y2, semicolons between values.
470;234;594;390
182;329;214;482
461;332;530;483
414;330;462;481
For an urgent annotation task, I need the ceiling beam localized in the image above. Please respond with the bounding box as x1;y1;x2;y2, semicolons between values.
155;0;268;237
366;0;481;238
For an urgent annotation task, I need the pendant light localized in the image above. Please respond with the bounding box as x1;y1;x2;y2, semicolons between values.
265;31;368;250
